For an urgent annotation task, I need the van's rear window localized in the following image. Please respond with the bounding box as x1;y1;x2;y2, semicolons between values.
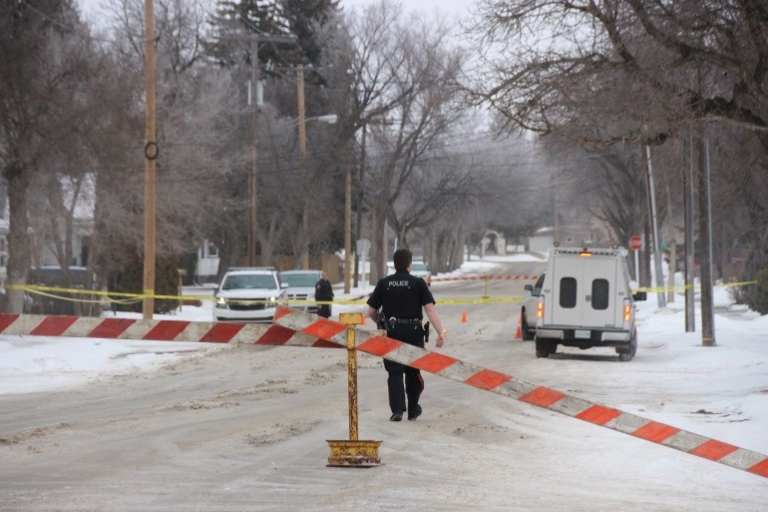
592;279;609;310
559;277;577;308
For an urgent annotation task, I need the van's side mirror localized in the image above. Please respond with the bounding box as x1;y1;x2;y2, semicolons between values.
524;284;533;292
633;291;647;302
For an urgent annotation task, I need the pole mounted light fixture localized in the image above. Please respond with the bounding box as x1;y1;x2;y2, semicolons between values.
310;114;338;124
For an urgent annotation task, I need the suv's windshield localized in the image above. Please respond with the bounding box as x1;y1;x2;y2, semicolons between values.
221;274;277;290
412;262;428;272
280;272;320;287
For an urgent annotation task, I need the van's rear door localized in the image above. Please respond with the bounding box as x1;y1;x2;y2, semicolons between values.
581;255;620;328
549;253;619;328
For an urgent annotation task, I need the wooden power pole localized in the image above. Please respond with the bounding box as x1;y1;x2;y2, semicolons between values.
248;36;259;267
297;67;310;270
142;0;157;319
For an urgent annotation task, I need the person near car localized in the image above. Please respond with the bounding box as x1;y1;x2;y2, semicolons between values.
314;271;334;318
366;248;446;422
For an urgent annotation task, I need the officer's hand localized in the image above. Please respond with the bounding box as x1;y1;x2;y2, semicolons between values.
436;330;445;348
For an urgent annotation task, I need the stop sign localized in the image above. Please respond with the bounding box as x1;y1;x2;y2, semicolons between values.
629;235;642;251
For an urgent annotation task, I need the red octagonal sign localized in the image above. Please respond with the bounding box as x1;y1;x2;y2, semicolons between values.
629;235;642;251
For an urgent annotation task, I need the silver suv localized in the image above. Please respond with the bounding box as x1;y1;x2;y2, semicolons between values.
279;270;322;313
213;267;286;322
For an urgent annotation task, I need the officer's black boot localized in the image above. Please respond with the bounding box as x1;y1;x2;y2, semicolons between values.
407;404;422;421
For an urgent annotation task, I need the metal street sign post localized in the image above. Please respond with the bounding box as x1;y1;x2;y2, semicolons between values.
629;235;642;282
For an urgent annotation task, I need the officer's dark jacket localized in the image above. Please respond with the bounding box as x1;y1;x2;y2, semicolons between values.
315;279;334;301
366;270;435;320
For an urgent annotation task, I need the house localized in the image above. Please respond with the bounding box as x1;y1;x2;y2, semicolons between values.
528;225;602;252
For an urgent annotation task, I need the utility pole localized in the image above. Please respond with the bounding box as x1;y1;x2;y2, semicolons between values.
248;35;259;267
551;172;559;243
699;137;716;346
343;96;353;294
344;144;353;293
645;145;666;308
353;123;366;288
683;128;696;332
142;0;157;319
297;67;310;270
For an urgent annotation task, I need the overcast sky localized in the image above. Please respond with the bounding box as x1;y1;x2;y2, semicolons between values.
342;0;476;17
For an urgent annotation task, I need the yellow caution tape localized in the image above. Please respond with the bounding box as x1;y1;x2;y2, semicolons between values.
633;280;757;294
3;279;758;307
438;297;524;304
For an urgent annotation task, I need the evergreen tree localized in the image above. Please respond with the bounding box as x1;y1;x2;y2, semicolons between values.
205;0;339;71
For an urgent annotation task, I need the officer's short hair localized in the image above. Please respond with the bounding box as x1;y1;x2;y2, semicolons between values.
393;249;412;272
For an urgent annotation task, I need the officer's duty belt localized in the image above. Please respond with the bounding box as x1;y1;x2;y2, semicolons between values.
389;317;422;325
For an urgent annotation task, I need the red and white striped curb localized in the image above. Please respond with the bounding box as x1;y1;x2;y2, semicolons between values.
0;314;343;349
431;275;538;282
268;306;768;479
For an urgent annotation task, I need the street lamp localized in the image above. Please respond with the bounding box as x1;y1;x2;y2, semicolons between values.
306;115;338;124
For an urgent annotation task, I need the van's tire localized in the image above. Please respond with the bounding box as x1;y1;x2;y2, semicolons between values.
617;330;638;362
535;339;554;358
521;314;534;341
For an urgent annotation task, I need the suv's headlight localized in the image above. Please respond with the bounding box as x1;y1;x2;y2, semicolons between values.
215;297;227;309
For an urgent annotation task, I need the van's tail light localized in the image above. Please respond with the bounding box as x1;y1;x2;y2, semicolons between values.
623;298;631;328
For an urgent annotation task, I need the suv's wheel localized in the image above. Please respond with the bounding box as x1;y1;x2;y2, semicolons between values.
535;338;553;358
521;314;534;341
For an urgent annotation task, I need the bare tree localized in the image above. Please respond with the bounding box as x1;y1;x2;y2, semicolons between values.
342;6;466;282
468;1;768;143
0;1;100;313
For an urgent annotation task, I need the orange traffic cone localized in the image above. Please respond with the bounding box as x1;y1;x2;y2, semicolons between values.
461;312;468;323
514;317;522;340
361;315;366;325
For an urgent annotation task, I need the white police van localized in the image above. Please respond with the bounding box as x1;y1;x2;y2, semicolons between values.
534;246;646;361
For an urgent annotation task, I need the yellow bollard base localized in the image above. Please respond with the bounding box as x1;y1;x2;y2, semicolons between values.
326;440;382;467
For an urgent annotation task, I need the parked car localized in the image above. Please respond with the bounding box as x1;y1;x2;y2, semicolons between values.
279;270;322;314
520;273;545;341
534;246;647;361
213;267;286;322
411;261;432;286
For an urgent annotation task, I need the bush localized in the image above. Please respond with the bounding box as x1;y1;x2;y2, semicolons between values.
727;284;748;305
109;251;181;315
746;269;768;315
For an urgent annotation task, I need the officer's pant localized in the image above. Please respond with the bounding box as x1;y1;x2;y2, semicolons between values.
384;325;424;413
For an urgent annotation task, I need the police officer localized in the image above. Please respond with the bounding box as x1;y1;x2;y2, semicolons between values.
314;271;334;318
367;249;446;422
